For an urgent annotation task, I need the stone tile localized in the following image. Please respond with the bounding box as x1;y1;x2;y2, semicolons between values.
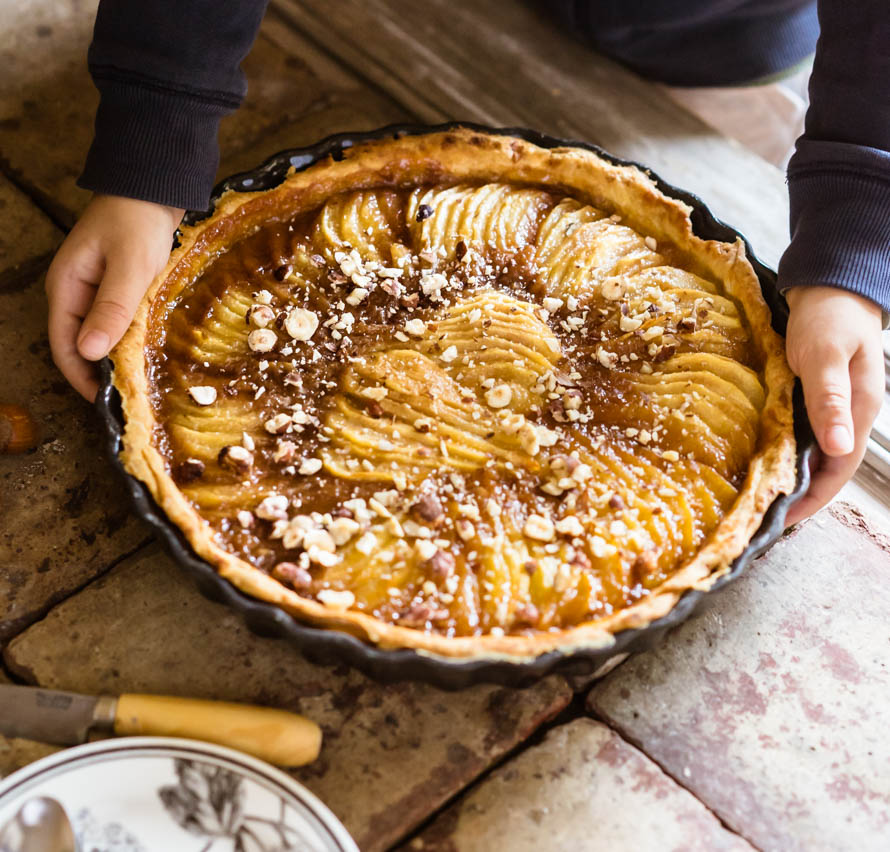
0;1;407;225
589;503;890;852
0;0;99;225
0;176;61;288
398;719;753;852
0;669;61;779
0;259;150;642
3;545;572;851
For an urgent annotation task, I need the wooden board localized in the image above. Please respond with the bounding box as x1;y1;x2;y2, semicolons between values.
273;0;790;267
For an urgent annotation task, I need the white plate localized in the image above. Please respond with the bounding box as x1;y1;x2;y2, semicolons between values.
0;737;358;851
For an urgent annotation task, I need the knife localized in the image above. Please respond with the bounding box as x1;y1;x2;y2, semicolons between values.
0;685;321;767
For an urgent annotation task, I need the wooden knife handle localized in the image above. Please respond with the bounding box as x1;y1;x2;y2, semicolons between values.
114;694;322;767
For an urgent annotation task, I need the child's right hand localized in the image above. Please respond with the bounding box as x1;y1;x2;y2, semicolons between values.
46;195;185;401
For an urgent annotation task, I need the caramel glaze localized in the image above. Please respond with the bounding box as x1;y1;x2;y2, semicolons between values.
147;185;763;638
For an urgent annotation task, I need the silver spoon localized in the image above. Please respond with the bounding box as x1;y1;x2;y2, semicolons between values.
0;796;78;852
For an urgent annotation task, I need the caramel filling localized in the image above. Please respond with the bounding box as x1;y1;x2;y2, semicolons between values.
147;183;763;637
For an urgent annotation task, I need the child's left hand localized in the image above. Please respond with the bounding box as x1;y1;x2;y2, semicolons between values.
783;285;885;525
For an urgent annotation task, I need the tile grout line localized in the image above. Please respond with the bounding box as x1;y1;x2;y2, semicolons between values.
1;537;154;678
384;686;584;851
0;152;74;232
585;701;766;851
388;683;764;851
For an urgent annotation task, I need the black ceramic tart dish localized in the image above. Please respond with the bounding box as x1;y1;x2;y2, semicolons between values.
96;122;814;690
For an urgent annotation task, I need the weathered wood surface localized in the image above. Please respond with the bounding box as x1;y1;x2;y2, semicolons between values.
589;504;890;852
3;545;572;851
398;719;754;852
273;0;790;267
0;0;408;227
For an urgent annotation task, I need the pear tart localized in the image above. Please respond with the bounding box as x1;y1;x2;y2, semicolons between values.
114;129;796;660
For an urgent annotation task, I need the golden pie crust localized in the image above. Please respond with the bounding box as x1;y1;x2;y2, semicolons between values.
113;128;796;661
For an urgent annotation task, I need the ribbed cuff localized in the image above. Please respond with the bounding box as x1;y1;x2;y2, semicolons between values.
77;76;229;212
779;141;890;320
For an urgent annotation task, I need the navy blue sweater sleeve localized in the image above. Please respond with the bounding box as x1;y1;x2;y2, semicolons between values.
777;0;890;316
78;0;268;211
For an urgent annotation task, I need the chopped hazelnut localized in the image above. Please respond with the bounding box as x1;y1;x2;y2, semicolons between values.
601;277;625;300
303;528;336;554
555;516;584;537
644;235;658;251
317;589;355;609
399;602;449;628
328;516;361;545
346;287;369;306
571;463;593;483
548;398;568;423
619;314;643;333
535;424;559;447
456;519;475;541
513;603;539;625
284;307;319;341
414;539;438;561
596;347;618;370
187;386;217;406
524;514;555;542
298;457;323;475
563;390;582;411
440;345;459;363
264;413;292;434
411;494;445;525
273;440;297;464
518;422;540;456
404;318;427;337
355;531;377;555
430;549;456;579
256;494;289;521
236;509;254;529
218;444;253;475
642;325;665;342
272;561;312;591
247;328;277;353
248;304;275;328
485;384;513;408
175;458;205;483
361;386;388;401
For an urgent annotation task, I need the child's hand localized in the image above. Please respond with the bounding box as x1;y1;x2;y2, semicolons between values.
784;285;885;525
46;195;184;401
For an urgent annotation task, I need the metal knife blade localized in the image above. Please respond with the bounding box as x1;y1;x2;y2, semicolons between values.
0;685;116;746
